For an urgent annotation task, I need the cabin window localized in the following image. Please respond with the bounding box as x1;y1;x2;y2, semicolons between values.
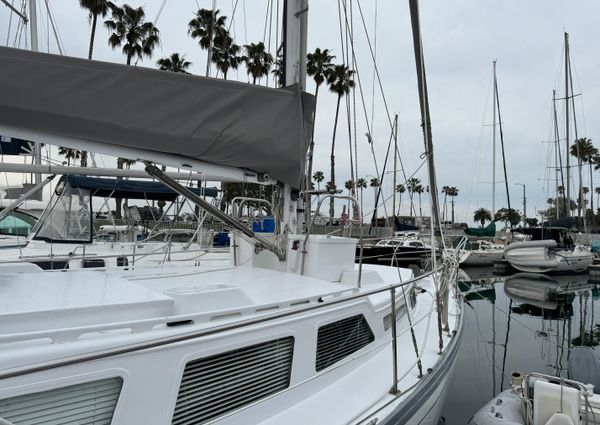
0;377;123;425
83;259;106;268
172;336;294;424
316;314;375;371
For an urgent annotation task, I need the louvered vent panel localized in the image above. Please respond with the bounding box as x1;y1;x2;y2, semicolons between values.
383;305;407;331
316;314;375;371
172;336;294;424
0;377;122;425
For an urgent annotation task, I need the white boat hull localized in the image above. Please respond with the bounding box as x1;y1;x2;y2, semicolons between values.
376;330;461;425
459;249;504;266
504;240;593;273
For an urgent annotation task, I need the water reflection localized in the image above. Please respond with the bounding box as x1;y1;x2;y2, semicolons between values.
443;268;600;425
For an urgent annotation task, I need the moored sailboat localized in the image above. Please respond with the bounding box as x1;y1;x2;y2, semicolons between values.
0;1;463;424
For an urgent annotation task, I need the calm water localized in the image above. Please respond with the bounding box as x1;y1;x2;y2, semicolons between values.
441;267;600;424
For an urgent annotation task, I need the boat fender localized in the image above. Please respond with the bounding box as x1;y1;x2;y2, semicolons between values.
544;413;575;425
469;389;525;425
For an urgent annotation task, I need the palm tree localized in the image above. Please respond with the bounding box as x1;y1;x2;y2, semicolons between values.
447;186;459;224
583;186;590;210
441;185;450;222
357;178;367;222
570;138;596;220
414;184;425;217
344;180;354;195
58;147;81;166
344;180;354;217
370;177;380;225
473;207;493;228
313;171;324;190
211;32;241;80
369;177;380;190
105;4;160;66
327;64;355;219
406;177;421;217
80;0;111;60
395;184;406;215
306;48;335;199
242;42;273;84
105;4;159;218
271;56;283;87
157;53;192;73
188;8;227;76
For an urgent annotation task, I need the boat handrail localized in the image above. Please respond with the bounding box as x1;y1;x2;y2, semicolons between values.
521;372;595;425
231;197;272;220
8;246;229;267
301;193;364;287
0;264;442;380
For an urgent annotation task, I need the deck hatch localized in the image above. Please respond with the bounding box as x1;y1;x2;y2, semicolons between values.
0;377;122;424
172;336;294;424
316;314;375;371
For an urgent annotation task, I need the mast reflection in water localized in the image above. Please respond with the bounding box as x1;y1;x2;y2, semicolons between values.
441;268;600;425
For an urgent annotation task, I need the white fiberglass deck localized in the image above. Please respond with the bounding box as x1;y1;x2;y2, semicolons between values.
0;264;412;355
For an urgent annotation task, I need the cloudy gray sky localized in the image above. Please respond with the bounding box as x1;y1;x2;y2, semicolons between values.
2;1;599;224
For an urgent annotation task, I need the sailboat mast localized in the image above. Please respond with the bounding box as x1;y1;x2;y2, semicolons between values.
565;32;570;218
28;0;42;185
492;60;497;216
552;90;566;215
408;0;441;231
392;114;398;220
282;0;308;235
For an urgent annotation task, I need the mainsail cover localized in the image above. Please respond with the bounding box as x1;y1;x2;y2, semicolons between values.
0;46;315;187
464;221;496;237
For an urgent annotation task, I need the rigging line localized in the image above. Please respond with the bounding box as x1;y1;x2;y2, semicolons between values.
6;0;15;46
339;1;411;196
274;0;279;57
242;0;247;44
261;0;271;45
133;0;167;66
336;0;347;65
45;0;48;52
369;0;377;131
494;72;512;224
352;0;393;130
44;0;64;55
14;0;25;48
267;0;274;54
369;128;393;231
466;66;493;215
344;80;355;189
568;49;588;138
227;0;240;32
266;0;274;86
350;0;358;187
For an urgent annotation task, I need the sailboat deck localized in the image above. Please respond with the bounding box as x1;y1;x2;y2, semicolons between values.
0;265;412;349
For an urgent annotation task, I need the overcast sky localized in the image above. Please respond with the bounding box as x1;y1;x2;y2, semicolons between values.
2;1;599;224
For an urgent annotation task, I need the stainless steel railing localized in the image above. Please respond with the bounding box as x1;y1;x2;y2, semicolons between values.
0;265;443;381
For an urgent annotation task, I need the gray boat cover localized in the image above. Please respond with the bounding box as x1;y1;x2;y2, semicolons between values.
0;46;315;187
